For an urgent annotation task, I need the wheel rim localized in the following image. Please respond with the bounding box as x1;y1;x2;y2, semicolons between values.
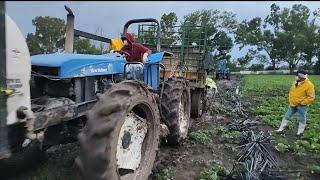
115;101;158;179
116;112;148;172
178;92;189;137
199;95;203;116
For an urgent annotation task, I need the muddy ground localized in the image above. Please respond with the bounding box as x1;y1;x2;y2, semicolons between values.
5;76;320;180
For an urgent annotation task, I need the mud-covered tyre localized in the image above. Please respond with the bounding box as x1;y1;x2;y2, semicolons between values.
0;140;46;179
76;80;160;180
159;78;191;146
191;89;204;118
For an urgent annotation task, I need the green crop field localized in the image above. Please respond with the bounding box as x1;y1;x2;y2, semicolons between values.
241;75;320;155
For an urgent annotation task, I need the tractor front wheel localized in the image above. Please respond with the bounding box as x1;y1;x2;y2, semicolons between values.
76;80;160;180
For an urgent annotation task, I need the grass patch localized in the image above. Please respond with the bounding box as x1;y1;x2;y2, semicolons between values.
242;75;320;153
217;127;244;143
153;168;173;180
309;164;320;175
196;161;228;180
211;104;234;117
189;129;216;145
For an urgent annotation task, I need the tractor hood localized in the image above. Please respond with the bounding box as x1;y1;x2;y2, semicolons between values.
31;53;127;78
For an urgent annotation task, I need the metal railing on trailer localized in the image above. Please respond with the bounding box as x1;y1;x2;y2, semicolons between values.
135;23;209;86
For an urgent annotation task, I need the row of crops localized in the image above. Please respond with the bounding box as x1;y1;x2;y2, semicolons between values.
241;75;319;156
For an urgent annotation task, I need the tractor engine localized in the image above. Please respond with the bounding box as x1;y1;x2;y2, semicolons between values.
29;60;125;149
29;52;127;113
30;70;121;111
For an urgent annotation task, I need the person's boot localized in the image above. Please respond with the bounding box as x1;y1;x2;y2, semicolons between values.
276;118;289;132
297;122;306;136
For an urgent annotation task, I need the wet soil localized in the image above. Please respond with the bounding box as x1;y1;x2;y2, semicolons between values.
4;76;320;180
150;78;241;180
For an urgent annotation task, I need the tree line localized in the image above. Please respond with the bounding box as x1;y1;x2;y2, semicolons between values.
26;3;320;74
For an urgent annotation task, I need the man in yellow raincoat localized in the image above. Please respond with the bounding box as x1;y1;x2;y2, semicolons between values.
205;77;217;92
276;70;315;135
204;77;218;111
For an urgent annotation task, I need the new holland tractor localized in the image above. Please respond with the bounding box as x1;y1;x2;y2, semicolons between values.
215;59;230;80
0;4;191;179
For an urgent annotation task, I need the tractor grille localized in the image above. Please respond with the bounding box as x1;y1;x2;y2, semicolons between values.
32;66;60;76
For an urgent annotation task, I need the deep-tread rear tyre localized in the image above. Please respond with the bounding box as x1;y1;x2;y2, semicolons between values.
191;89;204;118
76;80;160;180
159;78;191;146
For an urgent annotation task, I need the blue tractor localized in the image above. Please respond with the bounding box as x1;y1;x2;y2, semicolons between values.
215;59;230;80
23;6;192;180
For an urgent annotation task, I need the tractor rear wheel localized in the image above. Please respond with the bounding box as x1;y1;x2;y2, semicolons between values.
159;78;191;146
191;89;205;118
76;80;160;180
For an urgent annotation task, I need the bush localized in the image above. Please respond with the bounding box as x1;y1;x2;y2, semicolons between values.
314;60;320;75
197;162;228;180
249;64;264;71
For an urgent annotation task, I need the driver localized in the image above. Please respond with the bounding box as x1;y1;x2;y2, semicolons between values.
120;32;152;80
121;32;152;63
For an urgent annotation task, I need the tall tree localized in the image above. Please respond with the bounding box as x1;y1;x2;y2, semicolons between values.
265;3;320;73
26;16;65;55
180;9;237;71
236;3;320;73
236;49;257;69
26;16;102;55
235;17;279;70
74;37;102;55
160;12;178;45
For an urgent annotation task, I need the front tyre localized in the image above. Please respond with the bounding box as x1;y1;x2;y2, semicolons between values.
76;80;160;180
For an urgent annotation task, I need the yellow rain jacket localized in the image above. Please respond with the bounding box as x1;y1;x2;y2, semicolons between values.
289;78;315;107
110;38;124;51
205;77;217;90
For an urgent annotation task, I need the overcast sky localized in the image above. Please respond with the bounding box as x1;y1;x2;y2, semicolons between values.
5;1;320;61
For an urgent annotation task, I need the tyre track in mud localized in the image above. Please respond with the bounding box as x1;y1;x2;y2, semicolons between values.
9;75;317;180
151;75;319;180
151;77;242;180
7;77;241;180
6;142;79;180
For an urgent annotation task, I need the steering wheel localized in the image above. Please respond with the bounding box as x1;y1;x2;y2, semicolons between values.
113;50;130;57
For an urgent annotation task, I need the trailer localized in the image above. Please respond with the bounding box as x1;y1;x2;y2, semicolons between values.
137;24;209;118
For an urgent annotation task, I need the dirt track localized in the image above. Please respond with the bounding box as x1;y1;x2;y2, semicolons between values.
5;78;238;180
5;76;319;180
4;77;258;180
150;78;241;180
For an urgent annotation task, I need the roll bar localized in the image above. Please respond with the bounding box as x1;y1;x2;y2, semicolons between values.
123;18;161;52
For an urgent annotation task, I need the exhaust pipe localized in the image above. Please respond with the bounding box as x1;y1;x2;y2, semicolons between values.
64;5;74;53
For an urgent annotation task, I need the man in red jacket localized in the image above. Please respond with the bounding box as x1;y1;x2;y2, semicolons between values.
121;32;152;63
120;33;152;80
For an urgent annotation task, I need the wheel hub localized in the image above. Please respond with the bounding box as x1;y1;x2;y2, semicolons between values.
116;112;148;171
122;131;131;149
199;94;203;116
178;100;188;136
